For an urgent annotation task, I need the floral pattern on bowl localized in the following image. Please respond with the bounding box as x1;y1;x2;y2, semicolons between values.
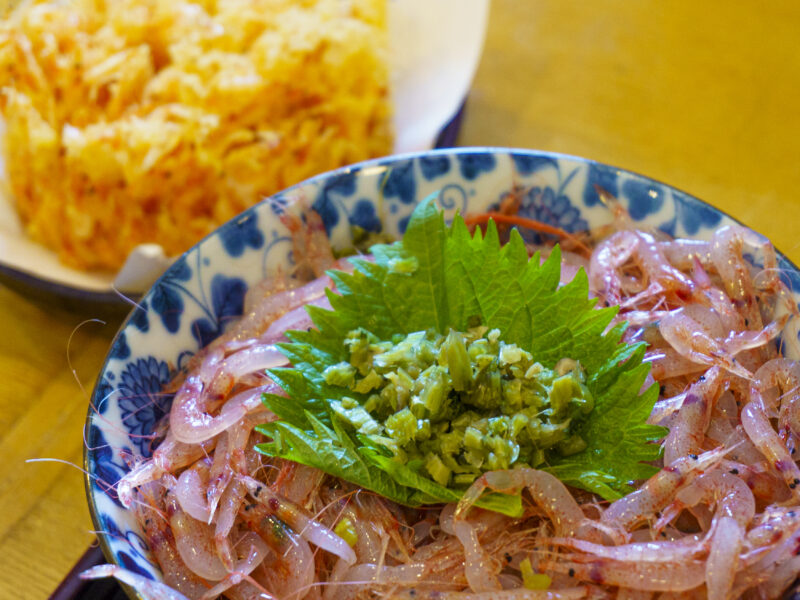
84;148;800;591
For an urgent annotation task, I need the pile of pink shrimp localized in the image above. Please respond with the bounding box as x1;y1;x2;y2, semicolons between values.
84;203;800;599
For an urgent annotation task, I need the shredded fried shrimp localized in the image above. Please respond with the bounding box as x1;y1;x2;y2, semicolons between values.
96;199;800;599
0;0;390;271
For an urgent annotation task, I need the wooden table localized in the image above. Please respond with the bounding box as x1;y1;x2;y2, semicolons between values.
2;1;800;597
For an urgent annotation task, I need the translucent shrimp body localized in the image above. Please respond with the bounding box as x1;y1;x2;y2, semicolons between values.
546;558;706;593
169;357;286;444
589;230;694;307
238;475;357;565
662;367;724;464
95;204;800;599
456;470;584;537
710;225;771;331
658;309;753;380
754;359;800;448
544;537;707;563
601;447;728;532
742;389;800;501
454;470;585;593
117;432;216;508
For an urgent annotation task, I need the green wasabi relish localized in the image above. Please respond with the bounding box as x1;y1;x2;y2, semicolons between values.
321;326;595;488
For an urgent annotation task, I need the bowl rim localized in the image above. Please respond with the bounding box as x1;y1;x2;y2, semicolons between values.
82;145;800;597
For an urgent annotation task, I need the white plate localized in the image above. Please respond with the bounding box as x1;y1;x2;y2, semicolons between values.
0;0;489;305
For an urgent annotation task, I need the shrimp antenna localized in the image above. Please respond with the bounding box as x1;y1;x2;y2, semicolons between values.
67;318;106;398
111;284;146;311
25;457;118;495
89;529;129;544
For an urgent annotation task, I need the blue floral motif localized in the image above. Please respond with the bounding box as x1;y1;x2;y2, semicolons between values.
169;257;193;282
499;186;588;245
118;551;154;579
129;302;149;333
150;258;194;333
88;428;130;506
95;376;114;414
109;332;130;360
437;183;469;214
621;179;665;220
398;215;411;235
456;153;496;180
349;199;382;233
268;194;289;215
382;160;416;204
150;282;183;334
583;163;618;206
101;513;154;571
672;190;722;235
778;256;800;298
118;357;173;456
190;274;247;348
511;154;558;175
313;171;357;235
100;513;124;541
219;212;264;257
419;156;451;180
177;350;195;372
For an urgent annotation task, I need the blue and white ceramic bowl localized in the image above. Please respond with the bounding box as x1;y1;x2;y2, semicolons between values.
84;147;800;592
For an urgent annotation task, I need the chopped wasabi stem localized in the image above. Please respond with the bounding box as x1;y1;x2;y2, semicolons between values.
442;329;472;391
363;394;381;413
417;365;450;418
446;429;466;452
387;255;419;274
498;343;531;366
330;326;594;489
511;413;528;437
549;374;581;417
334;517;358;547
464;426;483;450
415;419;432;441
520;558;551;590
385;408;417;445
425;453;451;486
524;362;544;379
330;400;382;436
340;397;359;409
323;362;357;387
365;434;406;460
453;473;479;486
352;369;383;393
344;328;381;375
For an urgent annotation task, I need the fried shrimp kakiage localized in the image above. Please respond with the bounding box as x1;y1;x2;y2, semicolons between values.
86;198;800;600
0;0;390;271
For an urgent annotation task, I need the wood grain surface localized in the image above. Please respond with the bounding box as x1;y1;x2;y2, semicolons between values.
1;1;799;598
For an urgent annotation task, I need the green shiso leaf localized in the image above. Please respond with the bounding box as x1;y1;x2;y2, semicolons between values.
256;196;665;510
